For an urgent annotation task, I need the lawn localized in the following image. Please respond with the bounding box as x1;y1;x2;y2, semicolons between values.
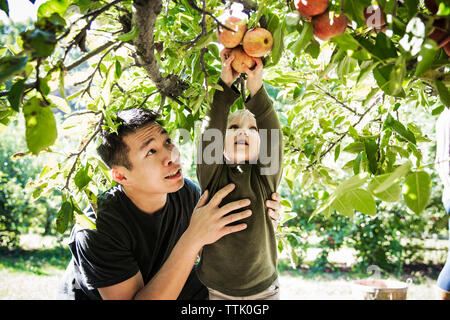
0;234;447;300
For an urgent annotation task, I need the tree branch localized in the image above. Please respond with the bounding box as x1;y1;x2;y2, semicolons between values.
314;84;362;116
65;41;116;71
132;0;189;101
304;94;382;170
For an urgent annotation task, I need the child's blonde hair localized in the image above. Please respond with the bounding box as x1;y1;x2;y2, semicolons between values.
227;109;256;126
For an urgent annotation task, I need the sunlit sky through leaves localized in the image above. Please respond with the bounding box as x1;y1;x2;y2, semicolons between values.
0;0;47;24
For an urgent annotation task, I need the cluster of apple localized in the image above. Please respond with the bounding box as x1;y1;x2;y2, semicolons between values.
425;0;450;56
294;0;349;41
216;5;273;74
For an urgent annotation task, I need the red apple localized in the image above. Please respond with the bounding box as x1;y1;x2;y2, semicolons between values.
364;5;386;28
294;0;328;18
217;15;247;48
312;10;349;41
230;46;256;74
242;27;273;57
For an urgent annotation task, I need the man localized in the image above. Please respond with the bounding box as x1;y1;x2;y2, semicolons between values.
436;107;450;300
57;105;282;300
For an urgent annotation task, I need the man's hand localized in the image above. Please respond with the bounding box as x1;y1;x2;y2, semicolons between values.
185;183;252;250
220;48;240;87
242;57;263;97
266;192;282;229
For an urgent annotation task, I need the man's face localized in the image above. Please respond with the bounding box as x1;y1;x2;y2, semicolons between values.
224;113;260;163
120;123;184;194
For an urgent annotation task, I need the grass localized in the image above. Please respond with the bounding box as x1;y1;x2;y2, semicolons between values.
0;234;447;300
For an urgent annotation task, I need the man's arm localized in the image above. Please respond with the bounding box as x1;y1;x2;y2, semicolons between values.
98;184;252;300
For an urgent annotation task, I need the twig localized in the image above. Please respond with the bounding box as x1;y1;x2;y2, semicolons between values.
57;0;127;42
184;0;234;32
35;58;50;105
80;42;123;98
304;95;381;170
139;90;159;108
200;47;210;103
314;84;362;116
62;114;104;192
66;41;116;71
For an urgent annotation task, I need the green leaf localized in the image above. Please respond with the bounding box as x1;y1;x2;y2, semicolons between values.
404;0;419;19
435;80;450;107
0;0;9;16
48;94;71;113
37;0;70;18
353;153;362;175
402;171;431;214
22;29;57;57
373;64;405;97
56;201;73;234
343;142;365;154
373;32;398;60
280;199;292;209
289;21;313;56
74;163;92;191
117;25;139;42
305;39;320;58
373;160;412;193
335;172;369;196
384;113;416;144
389;56;406;97
367;174;402;202
414;39;439;77
267;16;284;66
7;78;26;112
334;144;341;161
0;56;29;84
23;97;58;155
364;138;378;175
344;189;377;216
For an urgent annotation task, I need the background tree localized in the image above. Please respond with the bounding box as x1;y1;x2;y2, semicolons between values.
0;0;449;266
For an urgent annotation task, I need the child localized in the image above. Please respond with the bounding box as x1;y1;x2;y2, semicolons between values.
196;48;283;299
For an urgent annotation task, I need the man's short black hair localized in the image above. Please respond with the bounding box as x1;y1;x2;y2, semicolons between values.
97;108;161;170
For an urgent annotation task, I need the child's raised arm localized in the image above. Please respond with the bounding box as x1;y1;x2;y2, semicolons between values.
196;50;241;190
243;58;283;189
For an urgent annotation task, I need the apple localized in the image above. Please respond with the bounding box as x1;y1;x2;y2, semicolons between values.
363;5;386;28
230;46;256;74
216;15;248;48
294;0;328;18
242;27;273;57
312;10;349;41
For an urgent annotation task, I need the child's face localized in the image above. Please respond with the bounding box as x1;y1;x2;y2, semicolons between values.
224;113;260;163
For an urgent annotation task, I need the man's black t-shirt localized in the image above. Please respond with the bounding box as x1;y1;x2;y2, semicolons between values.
57;178;208;300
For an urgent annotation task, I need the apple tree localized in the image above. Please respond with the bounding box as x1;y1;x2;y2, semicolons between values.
0;0;449;245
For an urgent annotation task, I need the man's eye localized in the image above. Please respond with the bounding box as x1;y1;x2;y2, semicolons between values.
166;138;172;145
147;149;156;156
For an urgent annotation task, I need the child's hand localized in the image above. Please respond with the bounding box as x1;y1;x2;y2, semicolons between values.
242;57;263;97
220;48;240;87
266;192;282;229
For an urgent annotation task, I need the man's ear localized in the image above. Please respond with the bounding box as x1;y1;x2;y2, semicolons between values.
111;167;130;186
